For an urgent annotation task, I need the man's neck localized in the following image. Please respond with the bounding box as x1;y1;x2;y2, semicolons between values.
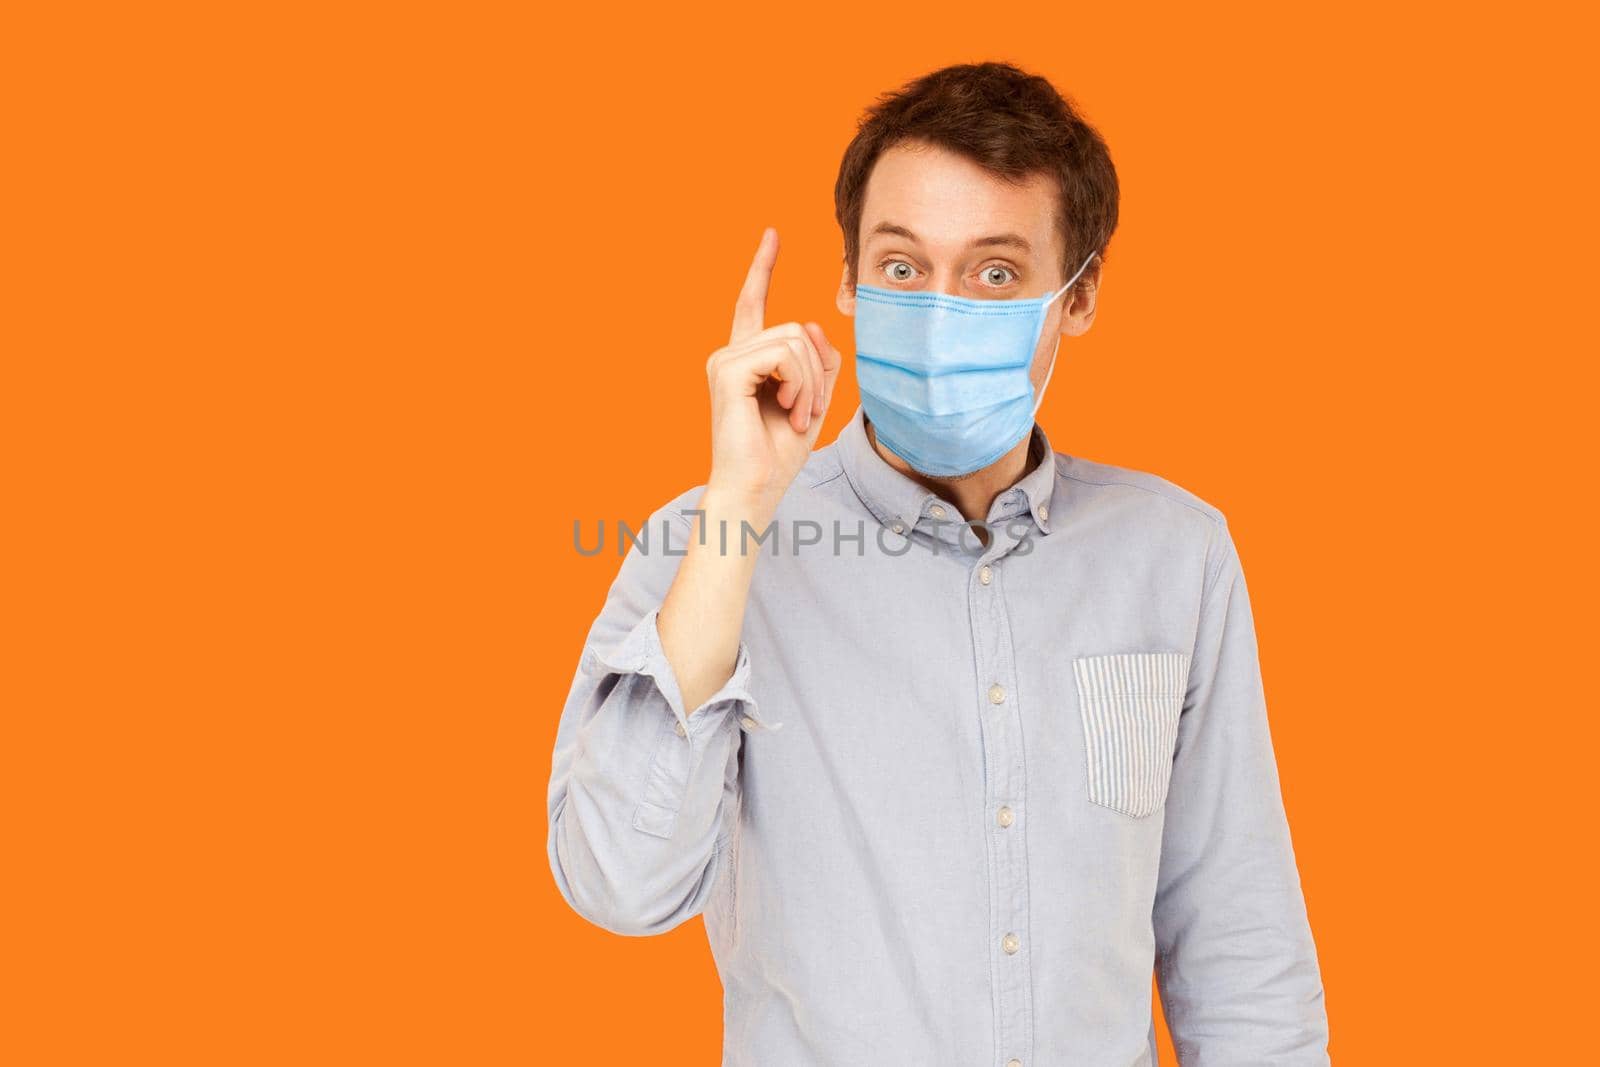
866;419;1040;527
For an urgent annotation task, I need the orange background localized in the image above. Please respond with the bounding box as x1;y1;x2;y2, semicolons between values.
5;2;1597;1063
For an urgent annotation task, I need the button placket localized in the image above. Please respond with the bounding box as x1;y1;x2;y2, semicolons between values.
968;541;1034;1063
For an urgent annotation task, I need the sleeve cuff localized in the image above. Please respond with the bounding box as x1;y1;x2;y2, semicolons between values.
581;608;785;735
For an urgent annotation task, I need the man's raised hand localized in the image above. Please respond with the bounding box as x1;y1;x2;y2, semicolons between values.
704;227;841;505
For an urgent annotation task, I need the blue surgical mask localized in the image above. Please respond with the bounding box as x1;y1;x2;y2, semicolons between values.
854;250;1097;477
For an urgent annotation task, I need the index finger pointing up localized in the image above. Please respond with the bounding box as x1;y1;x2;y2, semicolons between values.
730;226;778;345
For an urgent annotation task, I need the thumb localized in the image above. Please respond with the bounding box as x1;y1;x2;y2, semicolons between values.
803;321;841;412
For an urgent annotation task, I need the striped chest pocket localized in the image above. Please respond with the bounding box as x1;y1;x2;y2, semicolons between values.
1072;651;1192;818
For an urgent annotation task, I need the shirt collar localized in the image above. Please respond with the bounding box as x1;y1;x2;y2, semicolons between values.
834;404;1060;537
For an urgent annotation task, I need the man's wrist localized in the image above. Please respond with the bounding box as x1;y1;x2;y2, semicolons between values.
699;483;783;523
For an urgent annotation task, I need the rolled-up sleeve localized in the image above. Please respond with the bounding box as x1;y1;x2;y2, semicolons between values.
546;498;783;938
1153;518;1330;1064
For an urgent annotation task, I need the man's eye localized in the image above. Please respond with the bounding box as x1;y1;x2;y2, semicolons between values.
982;266;1016;286
884;261;916;282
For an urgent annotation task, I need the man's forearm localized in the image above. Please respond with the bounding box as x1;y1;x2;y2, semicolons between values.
658;488;777;714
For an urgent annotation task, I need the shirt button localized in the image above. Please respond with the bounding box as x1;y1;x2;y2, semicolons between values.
891;520;905;534
1007;1060;1023;1067
739;715;758;730
674;720;687;737
1002;932;1020;954
997;805;1014;827
929;504;946;519
978;565;993;585
1038;503;1049;522
988;683;1006;705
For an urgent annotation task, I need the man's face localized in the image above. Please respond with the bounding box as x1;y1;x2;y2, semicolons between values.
836;140;1098;395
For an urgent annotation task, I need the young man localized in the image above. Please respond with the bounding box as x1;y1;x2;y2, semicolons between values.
547;61;1329;1066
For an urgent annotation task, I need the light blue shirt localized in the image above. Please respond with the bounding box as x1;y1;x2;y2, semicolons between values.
547;405;1330;1065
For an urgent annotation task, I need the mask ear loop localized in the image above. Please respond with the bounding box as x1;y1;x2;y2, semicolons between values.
1032;250;1099;416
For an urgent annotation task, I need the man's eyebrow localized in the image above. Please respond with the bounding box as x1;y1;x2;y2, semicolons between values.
868;222;921;242
971;232;1032;253
867;222;1033;253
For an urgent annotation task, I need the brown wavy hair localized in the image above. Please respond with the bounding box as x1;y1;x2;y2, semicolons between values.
834;61;1119;294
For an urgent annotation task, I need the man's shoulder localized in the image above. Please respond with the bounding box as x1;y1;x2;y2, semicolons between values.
1053;450;1228;532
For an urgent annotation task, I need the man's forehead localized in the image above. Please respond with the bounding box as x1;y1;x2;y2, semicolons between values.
860;146;1059;253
